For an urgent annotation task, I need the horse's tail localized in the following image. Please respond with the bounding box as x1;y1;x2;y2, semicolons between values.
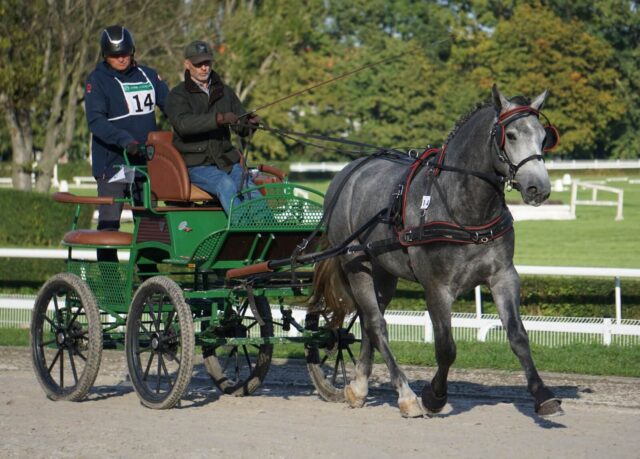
308;255;355;328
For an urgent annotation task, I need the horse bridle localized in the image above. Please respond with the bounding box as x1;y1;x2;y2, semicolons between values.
491;106;558;189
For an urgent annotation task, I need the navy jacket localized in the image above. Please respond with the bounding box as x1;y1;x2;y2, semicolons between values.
85;61;168;178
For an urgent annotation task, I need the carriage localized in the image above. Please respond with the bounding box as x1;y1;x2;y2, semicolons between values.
30;86;563;417
30;130;355;409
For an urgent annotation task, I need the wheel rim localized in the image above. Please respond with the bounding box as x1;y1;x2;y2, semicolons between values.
203;297;273;395
125;276;197;410
31;274;102;401
306;312;360;400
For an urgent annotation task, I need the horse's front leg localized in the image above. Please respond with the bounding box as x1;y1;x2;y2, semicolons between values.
344;262;423;418
422;287;456;415
488;267;563;416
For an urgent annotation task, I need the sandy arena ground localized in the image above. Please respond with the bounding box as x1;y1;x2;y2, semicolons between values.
1;346;639;459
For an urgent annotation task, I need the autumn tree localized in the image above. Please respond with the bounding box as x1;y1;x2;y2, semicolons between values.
457;2;624;158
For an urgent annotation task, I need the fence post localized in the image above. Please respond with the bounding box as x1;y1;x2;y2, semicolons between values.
423;310;433;343
475;285;482;319
615;276;622;324
603;318;612;346
570;181;578;218
616;190;624;221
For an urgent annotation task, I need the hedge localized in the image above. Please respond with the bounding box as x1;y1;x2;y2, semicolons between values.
0;188;93;246
1;188;638;319
0;188;93;290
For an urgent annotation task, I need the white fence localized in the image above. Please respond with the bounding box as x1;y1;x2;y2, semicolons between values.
3;299;638;347
290;159;640;174
570;180;624;221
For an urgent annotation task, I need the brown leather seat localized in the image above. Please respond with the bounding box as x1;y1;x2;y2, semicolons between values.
146;131;218;204
63;229;133;246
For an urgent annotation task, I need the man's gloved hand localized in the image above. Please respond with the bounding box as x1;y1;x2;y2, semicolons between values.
248;114;261;125
126;141;140;156
216;112;239;125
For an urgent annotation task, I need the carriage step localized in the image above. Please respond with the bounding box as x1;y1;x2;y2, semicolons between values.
62;229;133;246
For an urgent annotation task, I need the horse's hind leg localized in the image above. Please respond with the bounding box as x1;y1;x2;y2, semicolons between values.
343;258;423;417
489;267;563;416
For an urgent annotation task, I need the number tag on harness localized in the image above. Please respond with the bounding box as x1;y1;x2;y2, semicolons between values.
421;195;431;210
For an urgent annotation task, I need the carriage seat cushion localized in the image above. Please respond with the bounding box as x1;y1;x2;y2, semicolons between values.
147;131;216;203
62;230;133;246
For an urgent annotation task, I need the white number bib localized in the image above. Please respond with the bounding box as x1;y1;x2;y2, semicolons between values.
109;68;156;120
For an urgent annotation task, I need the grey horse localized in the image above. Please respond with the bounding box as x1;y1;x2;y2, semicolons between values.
310;85;562;418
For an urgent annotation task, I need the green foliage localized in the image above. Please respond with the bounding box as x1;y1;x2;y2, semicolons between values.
3;0;639;182
459;2;624;158
56;161;92;182
0;188;92;246
392;277;640;319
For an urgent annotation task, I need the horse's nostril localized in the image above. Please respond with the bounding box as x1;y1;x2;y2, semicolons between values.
527;186;538;196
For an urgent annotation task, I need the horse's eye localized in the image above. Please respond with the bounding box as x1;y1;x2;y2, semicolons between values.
506;132;517;141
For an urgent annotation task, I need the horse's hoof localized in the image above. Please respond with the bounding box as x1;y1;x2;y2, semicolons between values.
399;396;424;418
536;398;564;417
421;383;447;414
344;385;365;408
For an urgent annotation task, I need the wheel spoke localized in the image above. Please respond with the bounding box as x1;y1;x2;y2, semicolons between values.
143;352;155;381
164;349;181;366
331;354;340;386
41;337;57;347
48;348;62;374
44;315;59;331
159;355;174;390
346;345;357;365
221;347;237;372
59;347;64;387
155;353;162;393
345;314;358;333
67;347;79;384
241;345;252;369
163;310;176;330
67;306;83;329
136;345;153;355
52;295;61;315
147;305;158;333
75;349;87;362
339;349;347;384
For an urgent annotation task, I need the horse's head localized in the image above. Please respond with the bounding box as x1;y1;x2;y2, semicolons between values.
491;85;556;206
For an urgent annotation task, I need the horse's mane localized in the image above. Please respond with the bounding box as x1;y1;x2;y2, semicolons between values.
445;94;531;145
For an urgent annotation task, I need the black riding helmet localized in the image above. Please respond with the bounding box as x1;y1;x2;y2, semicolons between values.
100;25;135;58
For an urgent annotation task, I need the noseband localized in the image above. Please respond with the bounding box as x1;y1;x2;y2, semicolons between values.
491;106;545;188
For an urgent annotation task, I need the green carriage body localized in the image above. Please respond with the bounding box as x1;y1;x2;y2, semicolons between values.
30;136;352;408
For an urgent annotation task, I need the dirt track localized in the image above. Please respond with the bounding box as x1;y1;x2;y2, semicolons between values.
1;346;639;459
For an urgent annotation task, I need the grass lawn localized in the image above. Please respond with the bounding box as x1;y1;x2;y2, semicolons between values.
3;328;638;377
297;171;640;269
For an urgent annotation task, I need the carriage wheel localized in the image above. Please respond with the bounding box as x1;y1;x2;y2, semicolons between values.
305;311;359;402
30;273;103;401
125;276;194;409
202;295;273;396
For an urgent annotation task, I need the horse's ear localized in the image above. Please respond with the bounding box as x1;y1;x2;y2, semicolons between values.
492;84;511;112
531;89;548;111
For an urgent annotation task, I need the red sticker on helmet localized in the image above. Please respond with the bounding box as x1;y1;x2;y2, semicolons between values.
86;83;92;93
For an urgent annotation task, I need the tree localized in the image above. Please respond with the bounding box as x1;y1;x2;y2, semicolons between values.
0;0;187;192
457;2;624;158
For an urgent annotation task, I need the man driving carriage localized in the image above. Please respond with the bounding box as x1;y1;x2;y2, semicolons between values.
165;40;262;215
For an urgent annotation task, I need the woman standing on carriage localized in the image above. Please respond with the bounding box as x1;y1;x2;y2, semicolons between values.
84;25;169;262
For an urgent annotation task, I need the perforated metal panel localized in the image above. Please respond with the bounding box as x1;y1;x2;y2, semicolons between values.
67;260;131;312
